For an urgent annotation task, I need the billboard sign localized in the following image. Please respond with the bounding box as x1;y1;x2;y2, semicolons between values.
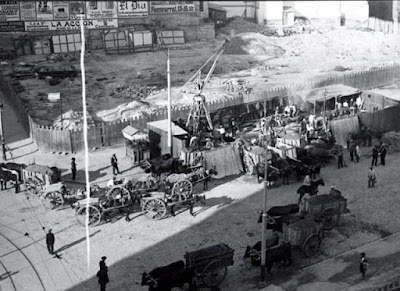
86;1;117;19
117;1;148;18
36;1;53;20
150;1;195;14
20;1;36;20
0;1;20;21
69;1;85;19
25;18;118;31
53;1;69;20
0;20;24;32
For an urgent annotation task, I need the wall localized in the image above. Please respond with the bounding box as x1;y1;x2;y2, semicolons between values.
259;1;283;25
358;105;400;133
209;1;257;19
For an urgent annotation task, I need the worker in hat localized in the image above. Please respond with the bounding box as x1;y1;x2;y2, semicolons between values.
71;157;77;180
205;137;214;150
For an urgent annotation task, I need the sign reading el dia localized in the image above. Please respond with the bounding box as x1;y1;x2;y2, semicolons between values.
150;1;195;14
117;1;148;18
0;0;20;21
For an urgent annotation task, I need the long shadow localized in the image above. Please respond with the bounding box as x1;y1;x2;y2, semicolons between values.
54;230;101;254
192;196;235;217
59;166;109;183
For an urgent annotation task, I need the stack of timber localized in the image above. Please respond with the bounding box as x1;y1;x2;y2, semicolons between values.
203;144;242;179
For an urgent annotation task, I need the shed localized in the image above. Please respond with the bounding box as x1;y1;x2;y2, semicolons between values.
295;84;361;113
208;3;227;26
362;88;400;112
122;126;150;164
147;120;189;158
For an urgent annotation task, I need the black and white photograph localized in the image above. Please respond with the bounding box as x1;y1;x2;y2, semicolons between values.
0;1;400;291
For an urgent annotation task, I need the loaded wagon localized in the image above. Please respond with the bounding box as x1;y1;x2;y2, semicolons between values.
23;164;61;195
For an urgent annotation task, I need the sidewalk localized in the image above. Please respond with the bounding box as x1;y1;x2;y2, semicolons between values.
262;233;400;291
2;137;146;186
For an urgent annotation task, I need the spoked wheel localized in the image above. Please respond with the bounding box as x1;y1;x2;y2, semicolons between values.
25;178;44;196
320;207;340;230
191;155;204;169
302;233;322;258
243;155;255;175
142;198;167;220
41;191;65;210
107;186;131;204
76;205;101;227
171;180;193;201
201;259;228;287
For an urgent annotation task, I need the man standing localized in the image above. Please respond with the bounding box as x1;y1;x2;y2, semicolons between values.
368;166;376;188
349;141;356;162
337;147;344;169
371;146;378;167
71;158;77;180
97;257;109;291
379;144;387;166
111;154;120;175
99;256;107;271
355;143;361;163
359;253;369;279
46;229;55;255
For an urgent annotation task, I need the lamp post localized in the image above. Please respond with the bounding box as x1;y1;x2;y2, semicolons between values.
0;101;6;161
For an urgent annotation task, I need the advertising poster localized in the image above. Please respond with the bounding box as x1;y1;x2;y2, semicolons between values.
150;1;195;14
0;21;24;32
53;1;69;20
36;1;53;20
86;1;117;19
20;1;36;21
0;1;20;21
25;20;51;31
69;1;85;19
117;1;148;18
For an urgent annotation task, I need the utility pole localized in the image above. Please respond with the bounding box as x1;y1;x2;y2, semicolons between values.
167;48;172;156
260;121;269;283
0;98;6;160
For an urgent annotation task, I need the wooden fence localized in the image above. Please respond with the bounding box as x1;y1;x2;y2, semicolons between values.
358;105;400;134
18;64;400;153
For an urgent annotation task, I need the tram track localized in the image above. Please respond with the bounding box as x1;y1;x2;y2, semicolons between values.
0;256;17;291
0;231;47;291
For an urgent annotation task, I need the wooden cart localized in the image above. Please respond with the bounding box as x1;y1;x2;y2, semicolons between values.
23;164;61;196
185;243;234;288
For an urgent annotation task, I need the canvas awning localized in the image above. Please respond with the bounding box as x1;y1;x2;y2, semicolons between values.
122;125;148;141
147;120;188;136
297;84;361;103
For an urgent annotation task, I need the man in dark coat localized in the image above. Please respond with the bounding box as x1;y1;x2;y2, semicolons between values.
111;154;120;175
99;256;107;271
46;229;55;254
359;252;369;279
337;147;344;169
97;257;109;291
379;144;387;166
71;158;77;180
371;146;378;167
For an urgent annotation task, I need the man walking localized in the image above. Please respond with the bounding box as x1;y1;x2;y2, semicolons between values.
337;147;344;169
371;146;378;167
355;143;361;163
379;144;387;166
97;256;109;291
349;141;356;162
71;158;77;180
359;252;369;279
111;154;120;175
46;229;55;255
368;166;376;188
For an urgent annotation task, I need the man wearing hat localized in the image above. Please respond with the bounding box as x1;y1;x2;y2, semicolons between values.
46;229;55;255
71;158;77;180
359;252;369;279
99;256;107;271
97;256;109;291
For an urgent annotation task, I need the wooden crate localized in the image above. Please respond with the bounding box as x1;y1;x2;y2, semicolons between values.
301;194;340;215
185;243;234;272
283;218;321;247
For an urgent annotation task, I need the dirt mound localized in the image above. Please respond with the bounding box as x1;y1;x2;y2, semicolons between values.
217;16;266;36
224;33;285;56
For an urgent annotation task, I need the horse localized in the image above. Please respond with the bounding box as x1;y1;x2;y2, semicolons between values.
243;238;279;266
297;178;325;204
256;162;280;186
0;168;19;191
141;260;196;291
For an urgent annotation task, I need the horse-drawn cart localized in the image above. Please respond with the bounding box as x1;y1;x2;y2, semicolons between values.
23;164;61;195
185;243;234;288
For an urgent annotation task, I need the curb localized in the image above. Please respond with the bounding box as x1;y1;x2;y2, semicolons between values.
301;232;400;272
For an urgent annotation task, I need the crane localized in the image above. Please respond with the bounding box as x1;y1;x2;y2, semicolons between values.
181;38;229;137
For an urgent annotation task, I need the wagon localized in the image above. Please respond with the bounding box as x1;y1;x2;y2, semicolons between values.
23;164;61;196
185;243;234;288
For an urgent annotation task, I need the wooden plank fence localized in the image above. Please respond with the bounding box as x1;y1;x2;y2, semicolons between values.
358;105;400;134
23;64;400;153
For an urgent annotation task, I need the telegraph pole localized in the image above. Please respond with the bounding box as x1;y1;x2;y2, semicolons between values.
0;98;6;160
260;121;269;283
167;48;172;156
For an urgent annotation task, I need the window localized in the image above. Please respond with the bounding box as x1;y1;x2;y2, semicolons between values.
199;1;203;12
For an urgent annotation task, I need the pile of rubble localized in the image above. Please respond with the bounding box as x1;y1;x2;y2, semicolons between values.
47;52;79;62
52;110;95;130
224;33;285;56
381;131;400;154
113;84;161;100
217;17;266;36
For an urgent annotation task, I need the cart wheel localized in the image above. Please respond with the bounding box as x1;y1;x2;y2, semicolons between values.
302;233;322;258
76;205;101;227
191;155;204;169
25;177;44;196
107;186;131;204
142;198;167;220
201;259;228;287
172;180;193;201
320;207;340;230
41;191;65;210
243;155;255;175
